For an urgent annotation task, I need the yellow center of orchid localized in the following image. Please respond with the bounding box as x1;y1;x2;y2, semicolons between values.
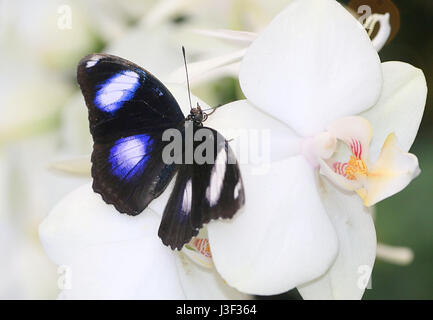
345;155;368;180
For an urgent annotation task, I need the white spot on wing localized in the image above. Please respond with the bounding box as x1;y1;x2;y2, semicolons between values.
85;55;102;68
86;60;98;68
182;179;192;214
234;180;242;199
206;148;227;207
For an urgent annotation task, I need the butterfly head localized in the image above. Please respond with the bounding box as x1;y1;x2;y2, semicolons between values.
187;103;208;126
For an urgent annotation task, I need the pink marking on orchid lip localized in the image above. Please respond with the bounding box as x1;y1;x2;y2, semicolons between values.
350;139;363;159
333;161;348;176
192;238;212;258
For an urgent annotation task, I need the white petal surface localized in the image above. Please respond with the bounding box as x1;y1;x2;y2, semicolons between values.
239;0;382;136
193;29;257;45
361;61;427;161
39;183;186;299
207;156;338;295
167;49;246;85
327;116;372;161
361;133;420;206
175;253;251;300
205;99;302;163
297;178;376;300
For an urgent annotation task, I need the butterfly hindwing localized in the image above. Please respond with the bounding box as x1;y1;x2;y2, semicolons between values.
158;126;245;249
158;164;198;249
91;132;178;215
77;54;184;214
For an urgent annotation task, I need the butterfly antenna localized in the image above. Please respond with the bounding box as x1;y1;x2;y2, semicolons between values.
201;104;224;114
182;46;193;110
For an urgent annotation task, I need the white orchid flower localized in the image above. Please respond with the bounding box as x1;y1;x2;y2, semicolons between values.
195;0;427;299
173;3;413;270
39;87;250;300
175;5;393;85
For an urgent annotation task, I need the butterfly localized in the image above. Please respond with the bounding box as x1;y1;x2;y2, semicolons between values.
77;53;245;250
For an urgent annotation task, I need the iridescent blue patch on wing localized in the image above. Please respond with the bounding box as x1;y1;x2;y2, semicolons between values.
109;134;153;181
95;70;140;113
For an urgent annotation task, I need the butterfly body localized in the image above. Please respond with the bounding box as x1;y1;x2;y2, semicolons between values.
77;53;244;249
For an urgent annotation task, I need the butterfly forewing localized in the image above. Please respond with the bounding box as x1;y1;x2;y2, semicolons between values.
78;54;184;142
77;54;184;214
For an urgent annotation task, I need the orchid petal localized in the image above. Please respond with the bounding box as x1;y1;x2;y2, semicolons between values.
167;49;246;85
187;61;240;85
239;0;382;136
297;178;376;300
39;183;186;299
361;61;427;161
176;230;251;302
327;116;373;161
208;156;338;295
192;29;257;45
175;252;250;299
359;133;420;207
205;99;302;162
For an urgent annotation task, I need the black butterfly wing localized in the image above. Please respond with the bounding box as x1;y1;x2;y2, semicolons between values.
90;133;178;215
77;54;184;215
158;126;245;250
78;53;184;142
157;164;198;250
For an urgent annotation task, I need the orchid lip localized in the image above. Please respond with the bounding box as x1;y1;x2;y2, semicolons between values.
316;116;420;207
